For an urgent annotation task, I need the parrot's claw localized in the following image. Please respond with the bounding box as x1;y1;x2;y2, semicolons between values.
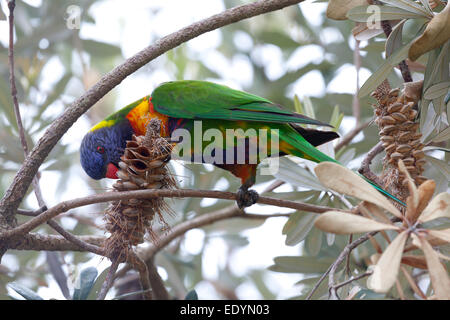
236;187;259;209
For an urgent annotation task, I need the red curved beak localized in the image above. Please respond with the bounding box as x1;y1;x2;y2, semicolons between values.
106;163;119;179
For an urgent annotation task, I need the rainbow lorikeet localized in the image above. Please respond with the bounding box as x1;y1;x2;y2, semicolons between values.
80;80;404;208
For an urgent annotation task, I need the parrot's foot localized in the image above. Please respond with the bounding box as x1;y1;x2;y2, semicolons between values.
236;187;259;209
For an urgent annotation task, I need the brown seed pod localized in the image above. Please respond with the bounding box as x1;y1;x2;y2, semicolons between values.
104;119;177;261
387;102;403;113
396;144;412;154
412;150;425;159
371;80;425;202
391;112;408;122
380;115;396;125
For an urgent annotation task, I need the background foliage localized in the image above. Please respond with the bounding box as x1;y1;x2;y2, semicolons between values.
0;0;448;299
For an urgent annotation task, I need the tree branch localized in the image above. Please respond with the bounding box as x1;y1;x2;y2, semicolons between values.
0;188;338;241
0;0;305;224
358;141;384;186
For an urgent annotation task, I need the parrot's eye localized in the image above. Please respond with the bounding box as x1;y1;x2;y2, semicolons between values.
96;146;105;154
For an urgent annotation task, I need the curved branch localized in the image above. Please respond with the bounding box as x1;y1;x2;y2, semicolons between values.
0;0;305;224
0;188;337;241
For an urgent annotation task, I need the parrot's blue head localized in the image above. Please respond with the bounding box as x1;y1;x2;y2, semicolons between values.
80;120;133;180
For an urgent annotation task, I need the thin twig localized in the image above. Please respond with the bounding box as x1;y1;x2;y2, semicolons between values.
305;263;333;300
358;141;384;186
145;257;169;300
8;1;77;298
328;231;378;300
97;257;121;300
129;252;152;300
16;204;104;255
7;0;45;208
331;271;373;292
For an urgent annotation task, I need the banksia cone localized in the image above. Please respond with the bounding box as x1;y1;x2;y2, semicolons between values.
104;119;176;260
371;80;425;201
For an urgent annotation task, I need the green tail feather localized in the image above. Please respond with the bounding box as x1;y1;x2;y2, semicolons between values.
282;127;406;207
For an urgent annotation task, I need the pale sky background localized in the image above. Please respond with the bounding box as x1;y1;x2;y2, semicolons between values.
1;0;373;299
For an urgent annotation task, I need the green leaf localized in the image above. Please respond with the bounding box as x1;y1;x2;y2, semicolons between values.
378;0;433;18
386;20;406;58
81;39;122;58
86;266;110;300
283;212;317;246
423;146;450;153
329;105;344;130
347;5;428;22
268;256;333;274
423;81;450;100
185;289;199;300
424;156;450;181
275;157;326;191
338;148;356;166
358;40;412;98
306;226;323;256
72;267;98;300
8;282;43;300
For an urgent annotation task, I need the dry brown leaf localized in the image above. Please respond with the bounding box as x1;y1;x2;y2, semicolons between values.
403;80;424;102
367;231;409;293
428;229;450;244
401;255;428;269
419;192;450;222
315;162;402;218
409;5;450;61
398;160;419;210
361;201;393;224
314;211;397;235
407;179;435;223
417;235;450;300
326;0;367;20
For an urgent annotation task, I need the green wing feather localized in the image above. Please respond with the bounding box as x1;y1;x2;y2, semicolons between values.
151;80;405;207
152;80;331;127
